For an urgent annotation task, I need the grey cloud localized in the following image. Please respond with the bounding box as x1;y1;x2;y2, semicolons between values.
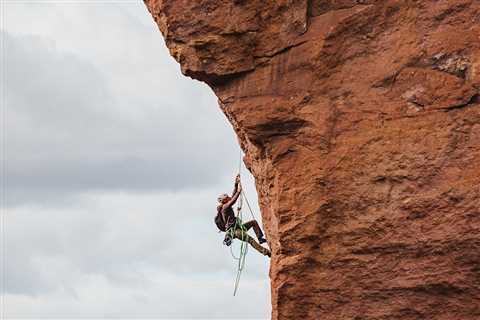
3;3;270;318
5;190;270;318
5;28;238;206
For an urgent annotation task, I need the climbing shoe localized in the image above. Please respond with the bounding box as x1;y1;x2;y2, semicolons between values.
223;234;233;246
259;237;267;244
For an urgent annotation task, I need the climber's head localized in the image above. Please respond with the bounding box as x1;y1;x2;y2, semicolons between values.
217;193;230;204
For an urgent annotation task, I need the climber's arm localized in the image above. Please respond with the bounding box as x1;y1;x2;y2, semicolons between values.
231;174;240;196
224;184;242;209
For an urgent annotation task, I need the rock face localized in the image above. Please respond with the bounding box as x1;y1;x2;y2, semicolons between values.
144;1;480;319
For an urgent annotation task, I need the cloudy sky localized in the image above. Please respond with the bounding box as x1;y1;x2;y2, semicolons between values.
2;1;270;318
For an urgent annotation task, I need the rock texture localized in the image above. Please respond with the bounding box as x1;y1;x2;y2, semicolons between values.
144;1;480;319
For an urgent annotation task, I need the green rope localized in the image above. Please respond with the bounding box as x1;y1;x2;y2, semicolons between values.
229;149;249;296
230;191;248;296
230;149;266;296
232;220;248;296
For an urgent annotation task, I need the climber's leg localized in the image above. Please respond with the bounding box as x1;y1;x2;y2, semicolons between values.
242;220;263;238
234;229;271;257
242;220;267;243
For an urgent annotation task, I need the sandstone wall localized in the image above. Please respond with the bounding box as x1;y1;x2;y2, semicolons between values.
144;1;480;319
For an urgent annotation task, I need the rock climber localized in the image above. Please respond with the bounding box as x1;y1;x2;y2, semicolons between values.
215;174;271;257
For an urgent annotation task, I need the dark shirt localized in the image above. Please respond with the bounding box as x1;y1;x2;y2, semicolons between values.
219;181;240;231
221;205;236;231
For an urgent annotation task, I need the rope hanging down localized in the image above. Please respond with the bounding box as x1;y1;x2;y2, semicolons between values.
231;193;247;296
229;149;257;296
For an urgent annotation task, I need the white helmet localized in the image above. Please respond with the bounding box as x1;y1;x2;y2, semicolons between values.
217;193;229;203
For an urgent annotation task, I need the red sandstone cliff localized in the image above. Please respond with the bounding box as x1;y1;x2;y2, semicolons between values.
144;1;480;319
